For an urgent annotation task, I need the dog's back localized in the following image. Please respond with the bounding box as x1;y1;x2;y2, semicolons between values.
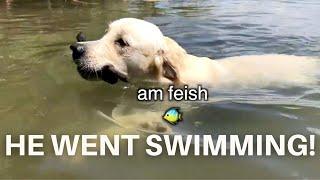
215;54;320;89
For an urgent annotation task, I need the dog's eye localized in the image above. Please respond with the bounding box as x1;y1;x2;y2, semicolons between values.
115;38;128;47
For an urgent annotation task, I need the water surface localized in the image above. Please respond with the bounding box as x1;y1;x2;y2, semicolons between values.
1;0;320;178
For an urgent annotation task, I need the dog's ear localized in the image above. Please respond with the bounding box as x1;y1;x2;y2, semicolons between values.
159;50;178;81
153;49;179;83
151;37;187;84
162;59;177;81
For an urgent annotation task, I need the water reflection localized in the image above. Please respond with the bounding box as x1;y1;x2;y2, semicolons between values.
1;0;320;178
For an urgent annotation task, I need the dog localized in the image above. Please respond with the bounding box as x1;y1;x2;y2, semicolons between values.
70;18;319;89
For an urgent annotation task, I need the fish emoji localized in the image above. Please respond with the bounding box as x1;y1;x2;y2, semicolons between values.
162;107;183;125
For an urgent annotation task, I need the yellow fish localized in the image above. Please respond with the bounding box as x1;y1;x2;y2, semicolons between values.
162;107;183;125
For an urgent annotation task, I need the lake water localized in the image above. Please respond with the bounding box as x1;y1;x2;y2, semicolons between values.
1;0;320;178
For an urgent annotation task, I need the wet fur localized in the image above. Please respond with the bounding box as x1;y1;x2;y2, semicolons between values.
73;18;320;89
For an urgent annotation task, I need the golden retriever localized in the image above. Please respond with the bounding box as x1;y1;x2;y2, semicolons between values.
70;18;319;89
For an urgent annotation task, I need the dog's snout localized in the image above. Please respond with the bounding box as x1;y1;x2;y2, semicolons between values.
70;43;85;59
70;43;85;54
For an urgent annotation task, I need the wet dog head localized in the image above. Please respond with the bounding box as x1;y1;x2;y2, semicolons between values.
70;18;186;85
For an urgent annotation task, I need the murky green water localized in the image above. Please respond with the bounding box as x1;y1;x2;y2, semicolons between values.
1;0;320;178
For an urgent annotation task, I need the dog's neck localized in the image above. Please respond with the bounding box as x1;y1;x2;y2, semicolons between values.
162;36;226;87
178;54;224;87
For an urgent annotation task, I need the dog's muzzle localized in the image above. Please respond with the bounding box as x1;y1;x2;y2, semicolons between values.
70;43;85;63
77;65;128;84
70;32;128;84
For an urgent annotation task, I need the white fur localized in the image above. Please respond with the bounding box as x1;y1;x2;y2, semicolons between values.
107;18;166;53
79;18;320;89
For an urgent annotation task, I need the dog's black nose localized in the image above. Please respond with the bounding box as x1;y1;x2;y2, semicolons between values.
70;43;85;58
